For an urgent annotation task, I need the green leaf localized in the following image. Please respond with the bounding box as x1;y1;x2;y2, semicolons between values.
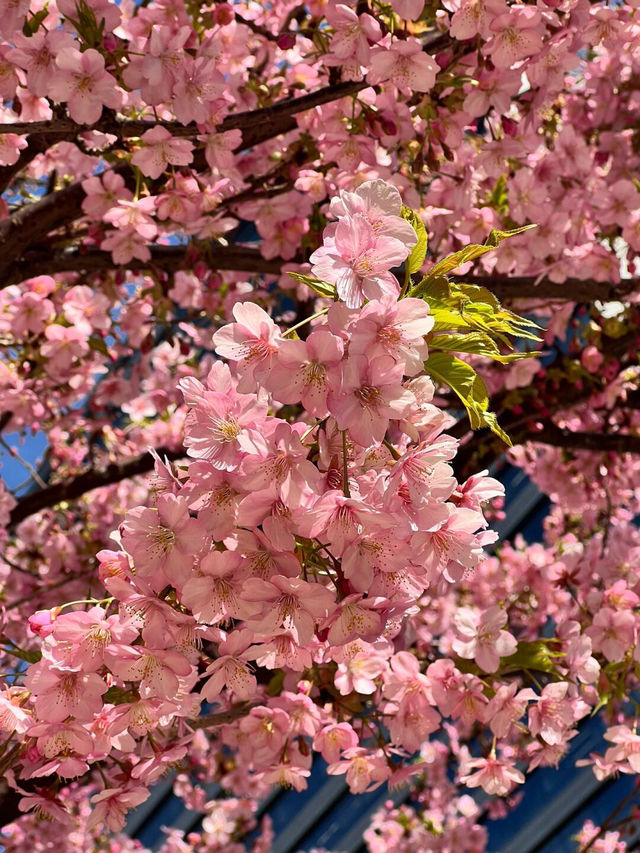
288;272;337;299
267;670;286;697
415;277;542;344
499;640;561;675
88;335;110;357
102;686;140;704
423;351;511;445
401;206;428;274
418;224;537;281
484;224;537;247
422;243;495;279
430;331;539;363
4;645;41;664
413;276;472;331
486;174;509;215
22;8;48;36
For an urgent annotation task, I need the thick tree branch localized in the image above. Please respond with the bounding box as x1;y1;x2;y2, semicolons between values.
5;244;288;286
461;275;640;303
528;423;640;455
8;447;185;529
0;80;366;139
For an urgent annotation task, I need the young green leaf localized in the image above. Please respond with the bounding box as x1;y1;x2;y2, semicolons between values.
424;351;512;445
288;272;337;299
401;206;428;274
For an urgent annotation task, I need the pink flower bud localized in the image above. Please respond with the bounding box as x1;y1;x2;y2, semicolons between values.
103;33;118;52
580;345;604;373
214;4;234;25
28;608;60;637
277;32;296;50
502;117;518;137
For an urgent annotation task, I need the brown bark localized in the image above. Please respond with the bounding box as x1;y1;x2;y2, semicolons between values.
528;423;640;455
0;80;366;139
8;447;185;529
460;275;640;303
4;244;288;286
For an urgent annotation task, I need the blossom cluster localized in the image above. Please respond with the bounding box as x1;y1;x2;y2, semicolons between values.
1;0;640;849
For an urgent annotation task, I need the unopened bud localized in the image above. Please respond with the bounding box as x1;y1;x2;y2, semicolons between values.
103;32;118;52
277;32;296;50
214;4;234;25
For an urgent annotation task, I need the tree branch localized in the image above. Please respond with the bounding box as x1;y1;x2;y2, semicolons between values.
8;447;185;529
0;81;366;283
4;244;288;286
0;80;367;139
528;423;640;455
459;275;639;303
188;703;259;730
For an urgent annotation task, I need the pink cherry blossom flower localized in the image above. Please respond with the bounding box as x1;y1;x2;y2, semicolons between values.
485;7;544;69
24;663;107;723
82;171;133;220
237;706;290;763
40;324;89;376
262;763;311;791
328;354;415;447
527;682;576;745
326;594;385;645
110;648;193;699
460;755;524;796
201;655;257;702
333;647;387;695
327;747;390;793
62;285;111;336
603;725;640;773
11;30;75;97
180;550;251;624
0;690;31;734
87;787;150;832
349;297;433;376
213;302;282;392
0;131;27;166
11;292;54;336
172;57;224;124
100;228;153;265
313;723;359;763
122;25;191;105
103;197;157;240
49;48;121;124
26;721;94;778
484;683;533;737
328;179;418;247
586;607;636;662
179;364;267;470
452;605;517;672
391;0;426;20
266;329;344;416
203;129;243;173
241;575;335;645
131;127;195;179
412;505;490;583
120;493;206;590
47;605;138;672
368;39;438;94
310;214;410;308
325;4;382;65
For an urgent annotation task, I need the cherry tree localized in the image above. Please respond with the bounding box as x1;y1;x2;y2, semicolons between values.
0;1;639;852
